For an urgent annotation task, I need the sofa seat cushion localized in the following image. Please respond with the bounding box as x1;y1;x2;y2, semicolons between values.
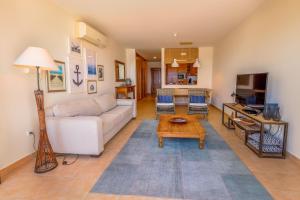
101;114;123;134
189;103;208;107
52;99;102;117
105;106;132;117
94;94;117;112
157;102;174;106
101;106;132;134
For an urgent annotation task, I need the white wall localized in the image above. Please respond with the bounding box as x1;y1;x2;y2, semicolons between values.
125;49;137;100
198;47;213;89
212;0;300;158
125;49;136;85
147;61;161;94
161;47;213;89
0;0;126;169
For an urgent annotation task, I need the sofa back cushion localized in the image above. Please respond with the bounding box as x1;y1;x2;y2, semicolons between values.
94;94;117;113
52;99;102;117
157;95;173;103
190;95;205;103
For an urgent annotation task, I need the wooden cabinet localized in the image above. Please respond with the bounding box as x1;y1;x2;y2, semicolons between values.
178;64;187;73
136;54;147;100
188;48;199;62
115;85;135;99
164;48;199;64
151;68;161;95
164;48;173;64
188;64;197;76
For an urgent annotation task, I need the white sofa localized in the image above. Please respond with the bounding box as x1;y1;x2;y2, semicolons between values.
46;94;136;156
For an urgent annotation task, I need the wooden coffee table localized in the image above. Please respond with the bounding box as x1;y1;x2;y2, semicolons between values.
157;114;206;149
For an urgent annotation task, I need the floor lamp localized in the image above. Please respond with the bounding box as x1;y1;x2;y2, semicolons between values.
14;47;58;173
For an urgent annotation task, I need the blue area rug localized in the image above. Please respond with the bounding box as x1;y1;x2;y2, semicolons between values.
91;120;273;200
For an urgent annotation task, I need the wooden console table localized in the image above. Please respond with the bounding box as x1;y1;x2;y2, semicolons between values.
222;103;288;158
115;85;135;99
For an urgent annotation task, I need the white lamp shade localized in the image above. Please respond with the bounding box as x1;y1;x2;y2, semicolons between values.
171;59;179;67
193;58;201;68
14;47;57;70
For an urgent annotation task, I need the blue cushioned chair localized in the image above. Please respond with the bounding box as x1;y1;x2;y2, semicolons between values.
188;89;209;119
156;89;175;118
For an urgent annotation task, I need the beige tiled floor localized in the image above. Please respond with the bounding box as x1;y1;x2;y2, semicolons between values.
1;96;300;200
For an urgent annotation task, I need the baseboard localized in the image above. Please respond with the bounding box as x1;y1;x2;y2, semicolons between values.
287;152;300;166
210;104;222;112
0;152;35;183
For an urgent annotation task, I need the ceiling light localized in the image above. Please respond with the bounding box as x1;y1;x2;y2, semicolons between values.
173;33;177;37
171;59;179;67
193;58;201;68
153;56;157;59
180;52;187;56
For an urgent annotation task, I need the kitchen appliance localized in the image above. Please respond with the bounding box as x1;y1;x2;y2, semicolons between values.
177;73;186;80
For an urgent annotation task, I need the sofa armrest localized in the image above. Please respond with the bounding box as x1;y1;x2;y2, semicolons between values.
46;116;104;155
116;99;136;118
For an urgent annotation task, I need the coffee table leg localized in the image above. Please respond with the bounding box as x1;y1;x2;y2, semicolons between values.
199;139;205;149
159;137;164;148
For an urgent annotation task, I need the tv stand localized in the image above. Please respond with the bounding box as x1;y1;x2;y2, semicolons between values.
222;103;288;158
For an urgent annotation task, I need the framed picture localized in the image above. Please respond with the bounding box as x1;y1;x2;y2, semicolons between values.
47;60;66;92
115;60;126;82
68;55;85;93
85;48;97;79
87;80;97;94
68;37;82;56
97;65;104;81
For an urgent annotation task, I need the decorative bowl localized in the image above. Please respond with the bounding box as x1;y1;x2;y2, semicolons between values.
169;117;187;124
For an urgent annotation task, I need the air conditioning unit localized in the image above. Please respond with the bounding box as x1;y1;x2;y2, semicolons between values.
76;22;107;47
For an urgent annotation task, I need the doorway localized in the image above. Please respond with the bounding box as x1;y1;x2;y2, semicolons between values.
136;54;147;100
151;68;161;96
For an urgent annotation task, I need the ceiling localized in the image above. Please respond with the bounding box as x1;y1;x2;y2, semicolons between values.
137;49;161;62
50;0;265;60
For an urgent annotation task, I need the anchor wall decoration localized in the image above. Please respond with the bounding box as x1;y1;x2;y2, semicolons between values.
73;65;83;87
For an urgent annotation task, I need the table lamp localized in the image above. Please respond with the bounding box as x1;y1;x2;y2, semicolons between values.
14;47;58;173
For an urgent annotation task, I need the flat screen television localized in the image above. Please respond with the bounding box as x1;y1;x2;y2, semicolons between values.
235;73;268;109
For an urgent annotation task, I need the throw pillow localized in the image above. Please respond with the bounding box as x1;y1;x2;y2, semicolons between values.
190;95;205;103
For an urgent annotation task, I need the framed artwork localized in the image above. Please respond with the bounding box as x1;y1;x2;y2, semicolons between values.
68;55;85;93
115;60;126;82
68;37;82;56
97;65;104;81
87;80;97;94
47;60;66;92
85;48;97;79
